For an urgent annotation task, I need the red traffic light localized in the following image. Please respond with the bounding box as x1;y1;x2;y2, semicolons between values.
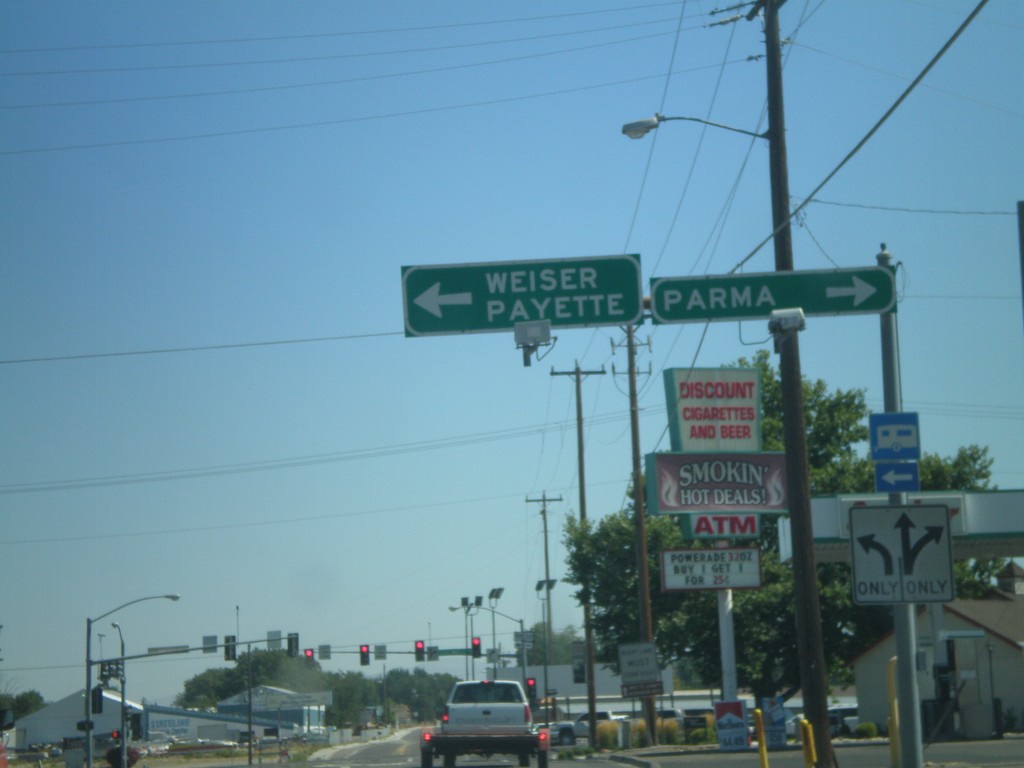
304;648;315;658
359;644;370;665
415;640;426;662
471;637;482;658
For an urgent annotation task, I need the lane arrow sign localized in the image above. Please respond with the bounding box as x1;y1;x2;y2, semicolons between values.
413;282;473;318
825;276;876;306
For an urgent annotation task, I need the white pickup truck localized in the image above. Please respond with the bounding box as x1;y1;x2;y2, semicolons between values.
551;710;628;746
421;681;549;768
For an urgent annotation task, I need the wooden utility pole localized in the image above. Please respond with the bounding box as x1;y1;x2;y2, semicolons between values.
750;1;836;764
551;362;606;745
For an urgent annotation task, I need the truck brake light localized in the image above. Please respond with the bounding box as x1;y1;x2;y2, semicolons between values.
442;705;449;724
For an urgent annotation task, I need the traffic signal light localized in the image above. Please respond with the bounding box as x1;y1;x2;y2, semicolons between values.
525;678;537;700
130;713;142;740
287;633;299;657
224;635;237;661
111;729;120;742
304;648;315;659
415;640;425;662
359;644;370;666
471;637;482;658
91;685;104;714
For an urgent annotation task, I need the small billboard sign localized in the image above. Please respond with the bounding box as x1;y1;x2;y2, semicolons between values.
663;367;761;453
647;452;788;514
714;701;749;751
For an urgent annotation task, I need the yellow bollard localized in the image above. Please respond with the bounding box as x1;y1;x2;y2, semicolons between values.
888;656;900;768
754;708;769;768
800;719;816;768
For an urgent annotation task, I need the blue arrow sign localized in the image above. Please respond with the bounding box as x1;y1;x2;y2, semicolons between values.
869;412;921;461
875;461;921;493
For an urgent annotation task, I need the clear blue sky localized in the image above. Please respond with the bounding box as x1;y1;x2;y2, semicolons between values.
2;0;1021;705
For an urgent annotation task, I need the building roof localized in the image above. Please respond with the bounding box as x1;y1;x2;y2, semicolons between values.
851;592;1024;665
945;594;1024;648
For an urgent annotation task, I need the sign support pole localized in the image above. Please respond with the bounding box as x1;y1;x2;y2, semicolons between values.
878;245;924;768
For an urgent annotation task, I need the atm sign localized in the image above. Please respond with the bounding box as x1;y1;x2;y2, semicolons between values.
680;513;760;540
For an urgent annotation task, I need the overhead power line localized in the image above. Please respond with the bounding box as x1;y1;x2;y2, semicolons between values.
0;2;691;53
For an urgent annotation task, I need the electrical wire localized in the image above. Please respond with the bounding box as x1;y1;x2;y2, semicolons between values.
730;0;992;273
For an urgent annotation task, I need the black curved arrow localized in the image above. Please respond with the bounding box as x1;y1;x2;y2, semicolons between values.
857;534;894;576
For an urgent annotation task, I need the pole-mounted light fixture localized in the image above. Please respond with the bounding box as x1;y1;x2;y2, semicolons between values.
622;112;768;140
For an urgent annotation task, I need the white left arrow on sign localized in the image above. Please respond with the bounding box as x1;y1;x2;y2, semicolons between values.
882;468;915;486
414;282;473;318
825;276;876;306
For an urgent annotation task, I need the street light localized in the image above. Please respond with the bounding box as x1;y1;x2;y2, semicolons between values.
111;623;127;768
487;588;504;680
622;112;768;140
449;596;482;679
474;602;528;689
535;579;557;724
85;595;179;768
620;111;765;743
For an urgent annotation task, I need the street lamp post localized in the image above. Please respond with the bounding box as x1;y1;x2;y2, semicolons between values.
85;595;179;768
449;597;481;679
620;4;835;763
534;579;556;724
474;603;527;688
111;623;126;768
487;588;504;680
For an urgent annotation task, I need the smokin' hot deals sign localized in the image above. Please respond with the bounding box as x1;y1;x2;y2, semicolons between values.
645;451;788;514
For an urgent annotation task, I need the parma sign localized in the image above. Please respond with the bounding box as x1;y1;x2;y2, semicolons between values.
402;254;643;336
649;266;896;324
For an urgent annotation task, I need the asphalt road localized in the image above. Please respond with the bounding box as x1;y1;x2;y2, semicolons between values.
615;735;1024;768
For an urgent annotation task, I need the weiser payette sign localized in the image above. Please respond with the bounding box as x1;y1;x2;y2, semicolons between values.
401;254;643;336
646;452;788;514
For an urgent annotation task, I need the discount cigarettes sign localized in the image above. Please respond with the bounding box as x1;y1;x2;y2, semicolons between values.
663;368;761;452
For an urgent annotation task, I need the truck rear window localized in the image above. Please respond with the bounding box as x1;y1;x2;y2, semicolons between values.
451;683;523;704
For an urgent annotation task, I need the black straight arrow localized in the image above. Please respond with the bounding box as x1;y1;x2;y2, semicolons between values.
896;513;945;575
857;534;894;575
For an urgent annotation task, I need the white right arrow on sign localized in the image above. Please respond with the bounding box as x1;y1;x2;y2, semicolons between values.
826;276;877;306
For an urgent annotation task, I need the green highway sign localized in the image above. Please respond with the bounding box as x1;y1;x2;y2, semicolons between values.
649;266;896;324
402;254;643;337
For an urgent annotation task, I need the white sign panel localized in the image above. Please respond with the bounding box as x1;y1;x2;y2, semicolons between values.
850;505;954;604
664;368;761;452
617;642;660;686
661;547;762;591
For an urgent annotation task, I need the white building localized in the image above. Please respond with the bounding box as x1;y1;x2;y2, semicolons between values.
852;588;1024;739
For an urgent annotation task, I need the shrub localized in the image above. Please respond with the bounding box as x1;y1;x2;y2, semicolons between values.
1003;707;1018;733
595;720;619;750
658;718;682;744
104;746;140;768
631;718;649;747
685;726;716;745
854;722;878;739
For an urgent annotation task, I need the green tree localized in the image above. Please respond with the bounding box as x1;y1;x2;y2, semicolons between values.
524;623;582;666
175;651;460;728
0;689;45;719
563;350;999;703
